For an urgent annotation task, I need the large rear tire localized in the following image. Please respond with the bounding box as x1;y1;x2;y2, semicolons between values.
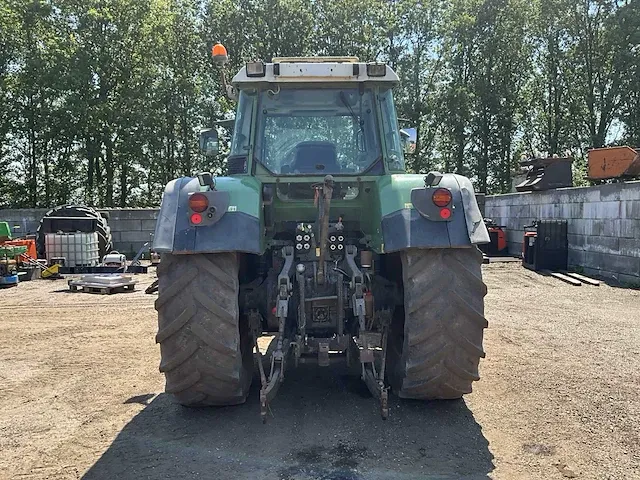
155;253;253;406
386;247;488;399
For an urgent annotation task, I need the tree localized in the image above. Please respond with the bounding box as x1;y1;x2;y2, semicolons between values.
0;0;638;207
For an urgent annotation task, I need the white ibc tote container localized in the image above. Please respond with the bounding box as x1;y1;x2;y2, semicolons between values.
45;232;100;267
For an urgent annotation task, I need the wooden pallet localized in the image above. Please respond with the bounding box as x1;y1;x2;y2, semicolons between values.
487;256;522;263
60;265;148;274
562;271;601;286
69;283;136;295
540;270;600;286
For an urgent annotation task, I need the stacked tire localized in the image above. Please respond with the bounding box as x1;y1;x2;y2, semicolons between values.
36;205;113;259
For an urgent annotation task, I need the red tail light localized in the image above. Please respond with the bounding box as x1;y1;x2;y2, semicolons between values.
432;188;452;207
190;213;203;224
189;193;209;213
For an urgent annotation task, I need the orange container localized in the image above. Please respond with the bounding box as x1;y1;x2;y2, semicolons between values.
2;239;37;262
588;146;640;179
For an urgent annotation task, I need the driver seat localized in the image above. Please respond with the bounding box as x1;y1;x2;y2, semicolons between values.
291;141;340;174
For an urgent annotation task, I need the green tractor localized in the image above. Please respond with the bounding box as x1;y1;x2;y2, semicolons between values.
153;49;489;421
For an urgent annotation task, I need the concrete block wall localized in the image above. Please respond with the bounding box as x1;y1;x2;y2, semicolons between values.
1;209;49;237
485;181;640;284
0;207;160;258
97;209;159;257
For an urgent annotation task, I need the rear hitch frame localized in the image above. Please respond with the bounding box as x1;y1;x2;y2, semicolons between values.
257;246;294;423
346;245;392;419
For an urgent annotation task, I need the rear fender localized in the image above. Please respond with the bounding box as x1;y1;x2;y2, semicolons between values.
153;176;263;254
379;173;489;252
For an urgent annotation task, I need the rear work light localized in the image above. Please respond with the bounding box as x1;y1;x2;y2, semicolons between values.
432;188;452;207
246;61;266;77
366;63;386;77
189;193;209;213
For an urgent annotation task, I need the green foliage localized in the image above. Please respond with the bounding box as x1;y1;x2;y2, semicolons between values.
0;0;638;207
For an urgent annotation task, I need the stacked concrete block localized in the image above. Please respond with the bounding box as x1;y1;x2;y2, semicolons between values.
0;209;49;236
485;181;640;284
97;209;159;258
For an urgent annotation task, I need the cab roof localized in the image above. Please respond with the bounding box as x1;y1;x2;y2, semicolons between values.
231;57;399;86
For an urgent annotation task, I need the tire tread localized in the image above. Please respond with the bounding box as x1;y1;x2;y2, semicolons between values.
155;253;252;406
387;248;488;400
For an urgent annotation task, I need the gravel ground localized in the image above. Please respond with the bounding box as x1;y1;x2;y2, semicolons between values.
0;263;638;480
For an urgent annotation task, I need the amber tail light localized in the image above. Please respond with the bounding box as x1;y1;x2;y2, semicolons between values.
189;193;209;213
432;188;452;207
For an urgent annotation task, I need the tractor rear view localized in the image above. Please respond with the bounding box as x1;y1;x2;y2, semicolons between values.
153;48;489;420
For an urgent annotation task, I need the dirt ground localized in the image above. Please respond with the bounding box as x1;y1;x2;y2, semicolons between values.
0;263;639;480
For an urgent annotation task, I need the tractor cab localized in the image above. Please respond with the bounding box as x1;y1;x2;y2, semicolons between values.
200;57;406;178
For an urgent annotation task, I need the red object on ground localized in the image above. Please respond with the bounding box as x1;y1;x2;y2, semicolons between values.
490;227;507;252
